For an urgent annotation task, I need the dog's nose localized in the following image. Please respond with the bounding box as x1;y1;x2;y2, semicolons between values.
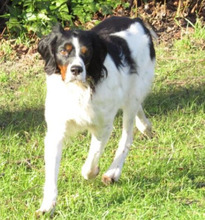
70;65;83;76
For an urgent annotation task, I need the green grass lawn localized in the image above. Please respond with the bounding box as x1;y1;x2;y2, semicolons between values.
0;29;205;219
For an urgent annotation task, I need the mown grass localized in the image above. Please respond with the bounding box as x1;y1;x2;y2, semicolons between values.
0;26;205;219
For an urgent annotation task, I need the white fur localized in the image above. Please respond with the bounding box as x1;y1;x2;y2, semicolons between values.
37;21;155;213
65;37;86;83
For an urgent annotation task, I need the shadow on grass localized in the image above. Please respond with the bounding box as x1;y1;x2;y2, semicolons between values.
145;84;205;115
0;84;204;132
129;164;205;190
0;108;45;133
111;160;205;207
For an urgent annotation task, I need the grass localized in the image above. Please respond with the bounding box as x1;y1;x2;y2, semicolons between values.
0;25;205;219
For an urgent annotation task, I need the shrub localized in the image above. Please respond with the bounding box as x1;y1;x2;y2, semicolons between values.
2;0;123;37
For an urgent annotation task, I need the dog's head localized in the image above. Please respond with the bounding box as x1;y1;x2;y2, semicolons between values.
38;25;107;84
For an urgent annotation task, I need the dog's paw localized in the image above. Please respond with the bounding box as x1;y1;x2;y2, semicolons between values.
102;168;121;185
142;125;153;139
35;201;56;217
136;117;153;139
81;165;100;180
102;175;115;185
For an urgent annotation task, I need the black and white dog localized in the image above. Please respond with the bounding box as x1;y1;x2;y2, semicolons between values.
37;16;155;213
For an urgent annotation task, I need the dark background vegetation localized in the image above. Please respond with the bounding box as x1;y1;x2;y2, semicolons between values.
0;0;204;39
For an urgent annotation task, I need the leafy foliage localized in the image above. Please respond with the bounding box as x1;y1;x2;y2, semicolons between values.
1;0;204;38
2;0;123;36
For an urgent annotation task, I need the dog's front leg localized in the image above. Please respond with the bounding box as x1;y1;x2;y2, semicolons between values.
37;128;64;214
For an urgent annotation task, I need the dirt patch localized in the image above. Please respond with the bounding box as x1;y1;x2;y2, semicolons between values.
114;1;205;45
0;1;204;60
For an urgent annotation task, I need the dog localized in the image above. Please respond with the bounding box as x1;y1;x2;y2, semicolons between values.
37;16;155;213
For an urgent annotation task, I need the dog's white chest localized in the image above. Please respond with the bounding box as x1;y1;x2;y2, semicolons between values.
45;75;95;125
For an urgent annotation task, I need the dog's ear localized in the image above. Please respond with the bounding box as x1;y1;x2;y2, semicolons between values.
87;31;107;84
38;24;64;75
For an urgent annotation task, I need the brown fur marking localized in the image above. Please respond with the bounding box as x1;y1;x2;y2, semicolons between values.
58;65;68;81
81;46;88;54
102;175;115;185
65;43;73;52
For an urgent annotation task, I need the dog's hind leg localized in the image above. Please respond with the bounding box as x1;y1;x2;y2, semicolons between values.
135;105;152;138
102;103;137;185
81;125;113;180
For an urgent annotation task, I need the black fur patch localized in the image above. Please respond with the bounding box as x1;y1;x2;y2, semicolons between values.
92;16;155;60
76;30;107;84
38;24;64;75
105;35;137;73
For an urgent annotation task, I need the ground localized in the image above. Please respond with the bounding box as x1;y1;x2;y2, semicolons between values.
0;3;205;219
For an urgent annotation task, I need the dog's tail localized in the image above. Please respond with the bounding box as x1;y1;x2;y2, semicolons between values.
144;21;158;40
149;27;158;40
138;16;158;41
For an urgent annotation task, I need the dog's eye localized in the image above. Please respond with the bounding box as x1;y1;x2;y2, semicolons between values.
60;50;68;56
